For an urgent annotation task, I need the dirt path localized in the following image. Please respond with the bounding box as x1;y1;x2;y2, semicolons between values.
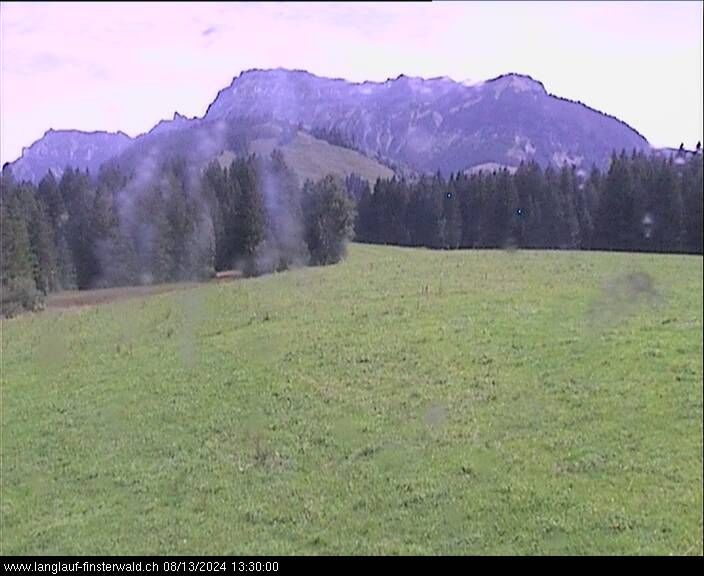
46;271;241;310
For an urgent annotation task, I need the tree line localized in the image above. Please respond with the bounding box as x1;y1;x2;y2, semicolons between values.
0;151;355;316
1;147;701;317
354;150;702;254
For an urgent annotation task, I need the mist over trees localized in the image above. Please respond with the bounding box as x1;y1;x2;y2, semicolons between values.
1;147;702;316
303;175;356;265
0;151;356;316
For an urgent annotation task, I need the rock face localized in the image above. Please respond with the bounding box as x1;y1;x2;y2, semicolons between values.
203;69;650;174
7;69;651;182
7;129;132;182
147;112;196;137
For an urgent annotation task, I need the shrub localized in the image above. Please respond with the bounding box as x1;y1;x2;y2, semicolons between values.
1;277;45;318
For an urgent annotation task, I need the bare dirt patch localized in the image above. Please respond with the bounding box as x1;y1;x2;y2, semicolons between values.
46;271;241;310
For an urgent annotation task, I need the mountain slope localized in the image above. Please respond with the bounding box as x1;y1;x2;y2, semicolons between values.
245;129;394;184
7;69;651;182
205;69;649;174
6;129;132;182
100;117;392;186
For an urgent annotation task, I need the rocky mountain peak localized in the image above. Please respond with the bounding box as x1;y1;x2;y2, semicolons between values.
8;68;651;182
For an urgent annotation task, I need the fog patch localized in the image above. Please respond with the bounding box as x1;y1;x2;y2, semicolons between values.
423;402;448;430
586;271;664;329
250;151;309;275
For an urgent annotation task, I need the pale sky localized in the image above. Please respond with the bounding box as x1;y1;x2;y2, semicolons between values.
1;1;702;165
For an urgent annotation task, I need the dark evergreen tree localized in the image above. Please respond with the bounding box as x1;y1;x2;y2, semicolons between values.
231;156;266;275
557;165;581;249
27;199;58;293
344;173;370;204
577;167;601;249
1;171;43;315
681;153;703;254
354;183;375;243
442;178;462;249
593;151;636;251
59;167;99;288
303;175;356;265
404;176;442;248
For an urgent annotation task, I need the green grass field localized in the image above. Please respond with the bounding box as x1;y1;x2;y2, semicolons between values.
1;244;702;555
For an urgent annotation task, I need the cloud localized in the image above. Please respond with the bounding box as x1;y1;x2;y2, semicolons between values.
202;26;217;37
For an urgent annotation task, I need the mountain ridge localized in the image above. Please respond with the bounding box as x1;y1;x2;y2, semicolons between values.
186;68;652;174
7;68;652;182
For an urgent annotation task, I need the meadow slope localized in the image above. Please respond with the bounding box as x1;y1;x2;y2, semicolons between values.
1;244;702;554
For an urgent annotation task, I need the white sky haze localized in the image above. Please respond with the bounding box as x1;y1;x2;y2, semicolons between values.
1;1;702;164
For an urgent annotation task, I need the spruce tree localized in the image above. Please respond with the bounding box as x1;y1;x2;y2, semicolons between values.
303;175;356;265
593;151;636;251
232;157;265;274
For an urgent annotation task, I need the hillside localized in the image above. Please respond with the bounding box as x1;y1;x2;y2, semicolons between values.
220;129;393;184
9;116;392;189
2;245;701;554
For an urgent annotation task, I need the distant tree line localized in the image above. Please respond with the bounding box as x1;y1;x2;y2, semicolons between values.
308;126;358;151
0;151;355;316
354;150;702;255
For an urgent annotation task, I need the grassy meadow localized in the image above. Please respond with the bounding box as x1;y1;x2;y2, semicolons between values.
1;244;702;555
221;129;394;185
